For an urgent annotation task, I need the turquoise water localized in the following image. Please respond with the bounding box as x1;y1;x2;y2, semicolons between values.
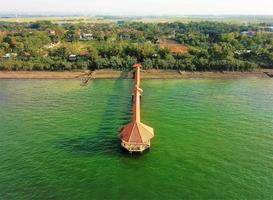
0;78;273;199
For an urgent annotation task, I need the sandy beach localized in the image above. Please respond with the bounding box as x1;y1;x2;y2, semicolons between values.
0;69;272;79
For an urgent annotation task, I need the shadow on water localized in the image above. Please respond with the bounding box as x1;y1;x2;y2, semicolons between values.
57;71;144;157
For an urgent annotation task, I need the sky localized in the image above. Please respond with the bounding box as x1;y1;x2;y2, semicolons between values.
0;0;272;15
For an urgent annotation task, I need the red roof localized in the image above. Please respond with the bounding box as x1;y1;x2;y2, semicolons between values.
119;122;154;144
133;63;142;68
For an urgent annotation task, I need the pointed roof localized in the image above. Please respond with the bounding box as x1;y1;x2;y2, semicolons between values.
119;121;154;144
133;63;142;68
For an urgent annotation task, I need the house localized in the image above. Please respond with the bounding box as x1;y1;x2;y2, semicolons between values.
46;29;56;36
235;50;251;55
80;32;93;40
48;43;55;48
49;42;60;48
68;55;77;61
155;39;161;44
241;31;255;37
268;26;273;32
2;53;17;59
261;26;273;32
3;53;10;59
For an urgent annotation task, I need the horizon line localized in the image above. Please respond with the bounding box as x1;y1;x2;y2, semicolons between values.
0;12;273;17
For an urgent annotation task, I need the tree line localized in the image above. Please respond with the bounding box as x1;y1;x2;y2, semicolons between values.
0;20;272;71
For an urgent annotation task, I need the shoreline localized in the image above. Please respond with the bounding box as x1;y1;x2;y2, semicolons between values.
0;69;272;79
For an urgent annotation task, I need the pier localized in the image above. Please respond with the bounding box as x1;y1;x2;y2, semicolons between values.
118;64;154;153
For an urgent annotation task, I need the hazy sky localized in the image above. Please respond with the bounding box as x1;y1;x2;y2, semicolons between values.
0;0;272;15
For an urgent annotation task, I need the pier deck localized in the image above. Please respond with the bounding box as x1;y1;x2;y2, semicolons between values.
118;64;154;153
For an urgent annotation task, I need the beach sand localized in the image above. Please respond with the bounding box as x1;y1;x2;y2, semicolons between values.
0;69;272;79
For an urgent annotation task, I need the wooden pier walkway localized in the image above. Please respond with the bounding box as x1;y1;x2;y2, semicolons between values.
118;64;154;153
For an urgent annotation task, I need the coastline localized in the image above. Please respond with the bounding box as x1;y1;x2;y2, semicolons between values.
0;69;272;79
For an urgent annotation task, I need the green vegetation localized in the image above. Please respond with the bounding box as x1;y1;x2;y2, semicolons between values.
0;20;272;71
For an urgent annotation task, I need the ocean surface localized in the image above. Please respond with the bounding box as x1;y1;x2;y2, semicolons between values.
0;78;273;199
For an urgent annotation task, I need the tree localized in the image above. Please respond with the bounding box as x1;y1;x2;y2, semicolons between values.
4;36;17;49
0;49;4;57
143;58;153;69
86;46;99;61
123;56;137;70
50;47;69;59
0;21;268;72
64;29;79;42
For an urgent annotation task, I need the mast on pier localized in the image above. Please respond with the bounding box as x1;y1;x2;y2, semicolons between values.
118;64;154;153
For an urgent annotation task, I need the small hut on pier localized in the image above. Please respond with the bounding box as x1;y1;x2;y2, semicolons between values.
119;121;154;152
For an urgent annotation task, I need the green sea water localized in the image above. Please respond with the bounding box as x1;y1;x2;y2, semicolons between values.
0;78;273;199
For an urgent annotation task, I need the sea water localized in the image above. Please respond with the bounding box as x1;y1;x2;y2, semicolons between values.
0;78;273;199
